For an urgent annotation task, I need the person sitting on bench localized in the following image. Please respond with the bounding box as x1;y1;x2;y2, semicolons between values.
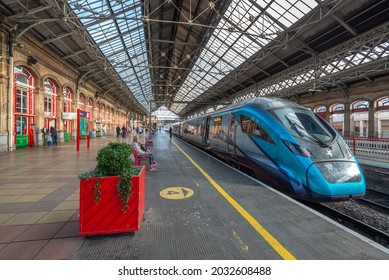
131;135;159;171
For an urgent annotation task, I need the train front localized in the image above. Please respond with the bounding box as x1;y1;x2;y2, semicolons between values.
269;103;366;202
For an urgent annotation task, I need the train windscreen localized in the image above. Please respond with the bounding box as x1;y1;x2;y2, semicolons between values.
271;108;336;146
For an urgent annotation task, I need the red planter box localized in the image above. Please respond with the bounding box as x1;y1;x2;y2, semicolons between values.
79;166;146;236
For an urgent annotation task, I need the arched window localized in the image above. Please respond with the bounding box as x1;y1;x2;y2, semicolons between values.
44;78;57;117
332;103;345;112
102;104;106;123
96;101;101;119
79;93;86;110
63;87;73;113
14;66;36;143
88;97;93;108
352;100;369;111
378;97;389;110
377;97;389;138
315;106;326;113
315;106;327;120
330;103;345;134
14;66;35;115
62;87;74;135
87;97;94;122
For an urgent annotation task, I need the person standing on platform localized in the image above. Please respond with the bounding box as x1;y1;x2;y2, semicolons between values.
169;126;173;139
50;126;58;146
122;125;126;138
116;125;121;138
102;125;107;138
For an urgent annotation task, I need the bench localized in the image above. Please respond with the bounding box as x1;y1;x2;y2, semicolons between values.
132;147;149;166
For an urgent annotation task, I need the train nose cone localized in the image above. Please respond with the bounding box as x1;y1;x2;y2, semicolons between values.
306;161;365;200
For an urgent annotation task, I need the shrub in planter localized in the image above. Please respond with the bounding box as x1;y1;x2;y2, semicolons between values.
78;142;145;235
79;142;137;211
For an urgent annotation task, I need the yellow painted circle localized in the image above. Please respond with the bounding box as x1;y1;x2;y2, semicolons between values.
160;187;194;200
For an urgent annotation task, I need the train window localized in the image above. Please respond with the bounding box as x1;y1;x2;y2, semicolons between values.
212;116;223;138
241;116;274;144
271;108;335;145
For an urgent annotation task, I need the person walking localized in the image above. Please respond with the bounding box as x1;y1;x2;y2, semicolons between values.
121;125;126;138
169;126;173;139
50;126;58;146
116;125;121;138
102;125;107;138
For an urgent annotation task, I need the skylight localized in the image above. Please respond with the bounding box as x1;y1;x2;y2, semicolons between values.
171;0;318;113
68;0;151;110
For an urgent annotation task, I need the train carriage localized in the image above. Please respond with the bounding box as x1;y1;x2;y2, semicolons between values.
175;97;365;202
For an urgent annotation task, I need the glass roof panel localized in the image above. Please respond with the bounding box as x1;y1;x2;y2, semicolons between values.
68;0;151;110
172;0;318;113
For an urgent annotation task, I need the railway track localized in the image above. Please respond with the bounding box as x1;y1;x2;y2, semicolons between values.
355;189;389;215
303;201;389;249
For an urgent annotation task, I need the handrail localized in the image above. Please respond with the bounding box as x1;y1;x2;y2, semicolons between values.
343;137;389;162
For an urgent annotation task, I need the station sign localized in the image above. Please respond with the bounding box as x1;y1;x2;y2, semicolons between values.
62;112;77;120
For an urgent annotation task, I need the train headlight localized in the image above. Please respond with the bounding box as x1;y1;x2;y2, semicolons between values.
282;139;311;157
315;162;362;183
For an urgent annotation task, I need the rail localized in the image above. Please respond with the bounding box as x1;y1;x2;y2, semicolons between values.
344;137;389;161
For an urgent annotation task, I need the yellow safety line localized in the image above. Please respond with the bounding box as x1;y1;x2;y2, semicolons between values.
172;140;296;260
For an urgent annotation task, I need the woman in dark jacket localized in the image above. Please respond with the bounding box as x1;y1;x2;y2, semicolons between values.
121;125;126;138
50;126;58;145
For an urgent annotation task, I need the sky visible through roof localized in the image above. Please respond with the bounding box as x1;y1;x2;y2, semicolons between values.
66;0;389;119
68;0;318;116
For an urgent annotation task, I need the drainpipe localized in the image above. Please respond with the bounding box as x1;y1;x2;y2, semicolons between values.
7;33;15;151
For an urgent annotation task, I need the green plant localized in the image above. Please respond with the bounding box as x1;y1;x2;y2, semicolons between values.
79;142;138;212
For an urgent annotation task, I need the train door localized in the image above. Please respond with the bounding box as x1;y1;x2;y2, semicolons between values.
227;115;237;157
204;116;210;147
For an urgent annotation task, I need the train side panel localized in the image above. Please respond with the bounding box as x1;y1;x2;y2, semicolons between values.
171;122;181;137
180;117;207;146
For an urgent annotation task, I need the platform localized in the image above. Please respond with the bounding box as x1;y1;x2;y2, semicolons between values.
0;132;388;260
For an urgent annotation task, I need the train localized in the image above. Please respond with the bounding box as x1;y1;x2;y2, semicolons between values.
171;97;366;202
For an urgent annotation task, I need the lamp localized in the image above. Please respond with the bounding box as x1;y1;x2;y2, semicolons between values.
27;56;38;65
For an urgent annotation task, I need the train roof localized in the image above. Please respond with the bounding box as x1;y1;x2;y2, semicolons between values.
224;97;305;111
183;97;306;122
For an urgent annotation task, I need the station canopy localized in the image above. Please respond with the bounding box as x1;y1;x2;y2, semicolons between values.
1;0;388;118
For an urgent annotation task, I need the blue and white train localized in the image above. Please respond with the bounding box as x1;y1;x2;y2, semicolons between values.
172;97;366;202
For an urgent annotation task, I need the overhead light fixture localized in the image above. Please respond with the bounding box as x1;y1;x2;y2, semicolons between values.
17;43;25;48
308;81;323;93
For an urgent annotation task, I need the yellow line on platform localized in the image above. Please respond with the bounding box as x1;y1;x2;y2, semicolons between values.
172;140;296;260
